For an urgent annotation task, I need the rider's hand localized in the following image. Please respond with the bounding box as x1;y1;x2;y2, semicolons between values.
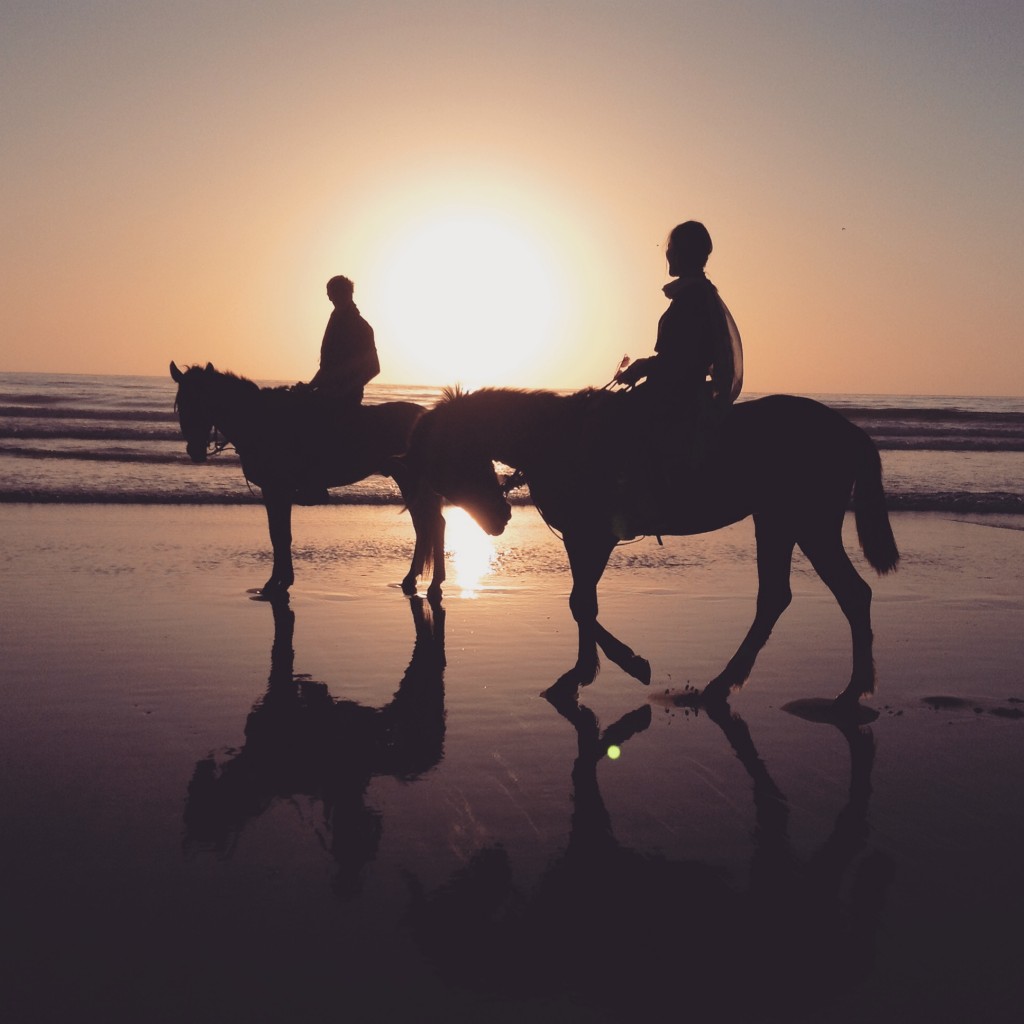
615;357;650;387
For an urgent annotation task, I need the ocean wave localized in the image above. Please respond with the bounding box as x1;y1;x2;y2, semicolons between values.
3;424;1022;453
0;445;219;465
0;486;1018;515
4;411;1022;454
837;405;1024;424
872;437;1024;452
0;490;407;505
0;374;1020;512
884;492;1024;514
0;405;177;422
0;426;183;442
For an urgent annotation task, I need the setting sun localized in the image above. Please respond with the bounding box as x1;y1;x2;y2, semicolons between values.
358;205;573;389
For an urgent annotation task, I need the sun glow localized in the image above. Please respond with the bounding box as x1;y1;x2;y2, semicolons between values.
358;203;575;389
443;506;498;597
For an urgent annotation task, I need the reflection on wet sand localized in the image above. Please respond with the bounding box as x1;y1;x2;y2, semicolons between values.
406;691;892;1022
444;506;499;597
183;594;446;897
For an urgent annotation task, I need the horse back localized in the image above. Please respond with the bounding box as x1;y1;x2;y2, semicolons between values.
243;392;424;488
717;394;872;498
724;394;865;455
358;401;425;455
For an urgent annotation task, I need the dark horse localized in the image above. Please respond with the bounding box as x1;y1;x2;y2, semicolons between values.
408;387;899;707
170;362;446;598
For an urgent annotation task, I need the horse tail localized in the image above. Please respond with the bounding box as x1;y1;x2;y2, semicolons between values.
852;433;900;575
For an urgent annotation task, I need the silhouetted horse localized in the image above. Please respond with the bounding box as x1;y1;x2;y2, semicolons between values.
406;692;890;1020
183;594;446;897
170;362;445;597
408;387;899;706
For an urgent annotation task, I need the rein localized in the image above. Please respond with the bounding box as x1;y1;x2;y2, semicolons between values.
500;466;646;547
206;428;234;457
501;468;528;495
204;426;261;499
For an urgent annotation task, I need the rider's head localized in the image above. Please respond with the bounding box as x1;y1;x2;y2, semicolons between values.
326;275;355;306
666;221;713;277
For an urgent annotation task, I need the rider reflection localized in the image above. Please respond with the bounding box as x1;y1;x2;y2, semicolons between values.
406;692;891;1020
183;594;446;897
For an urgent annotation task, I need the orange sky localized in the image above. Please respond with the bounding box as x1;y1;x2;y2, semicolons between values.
2;2;1022;396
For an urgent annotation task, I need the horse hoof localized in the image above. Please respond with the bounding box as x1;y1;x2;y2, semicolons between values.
542;676;580;707
831;695;879;725
400;577;418;596
627;656;652;685
253;577;290;599
701;678;733;705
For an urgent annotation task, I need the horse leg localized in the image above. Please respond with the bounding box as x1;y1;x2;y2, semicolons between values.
261;492;294;595
410;490;446;603
549;532;618;693
796;523;876;706
393;467;446;600
704;514;795;703
425;499;446;604
594;623;651;685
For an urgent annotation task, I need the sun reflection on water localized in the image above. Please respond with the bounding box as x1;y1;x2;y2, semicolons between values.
444;506;498;597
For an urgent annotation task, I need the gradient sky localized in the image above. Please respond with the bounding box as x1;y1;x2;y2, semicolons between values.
2;1;1022;395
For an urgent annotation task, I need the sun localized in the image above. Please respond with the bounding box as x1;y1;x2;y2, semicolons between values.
359;205;573;388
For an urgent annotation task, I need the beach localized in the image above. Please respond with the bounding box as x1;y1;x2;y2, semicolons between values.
2;502;1022;1022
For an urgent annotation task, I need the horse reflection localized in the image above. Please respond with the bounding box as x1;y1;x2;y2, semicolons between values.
406;694;890;1020
183;595;446;897
698;697;891;1017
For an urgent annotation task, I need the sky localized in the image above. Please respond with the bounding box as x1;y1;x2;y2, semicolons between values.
2;0;1022;396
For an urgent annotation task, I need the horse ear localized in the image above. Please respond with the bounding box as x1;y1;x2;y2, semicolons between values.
205;362;214;372
170;361;183;383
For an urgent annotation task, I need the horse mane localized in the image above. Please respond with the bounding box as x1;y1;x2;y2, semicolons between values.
425;384;616;474
174;363;263;418
437;384;567;407
192;364;262;391
435;383;617;419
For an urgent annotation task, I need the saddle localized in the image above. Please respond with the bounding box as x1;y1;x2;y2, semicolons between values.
271;386;364;503
582;387;723;539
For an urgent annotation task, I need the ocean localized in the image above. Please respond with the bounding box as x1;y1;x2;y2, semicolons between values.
0;371;1021;514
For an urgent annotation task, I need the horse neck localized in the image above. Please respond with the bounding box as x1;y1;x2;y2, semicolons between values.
466;389;562;466
206;372;262;446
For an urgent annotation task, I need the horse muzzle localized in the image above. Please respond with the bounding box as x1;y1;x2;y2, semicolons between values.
474;497;512;536
186;440;209;463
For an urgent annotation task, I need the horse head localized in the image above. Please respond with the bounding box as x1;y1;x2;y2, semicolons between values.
170;361;217;463
408;400;512;537
447;453;514;537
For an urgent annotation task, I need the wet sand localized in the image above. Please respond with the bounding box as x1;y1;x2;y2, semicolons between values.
2;504;1023;1023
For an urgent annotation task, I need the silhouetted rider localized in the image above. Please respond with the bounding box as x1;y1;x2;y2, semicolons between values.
616;221;742;407
292;275;380;504
609;221;743;533
307;275;380;403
